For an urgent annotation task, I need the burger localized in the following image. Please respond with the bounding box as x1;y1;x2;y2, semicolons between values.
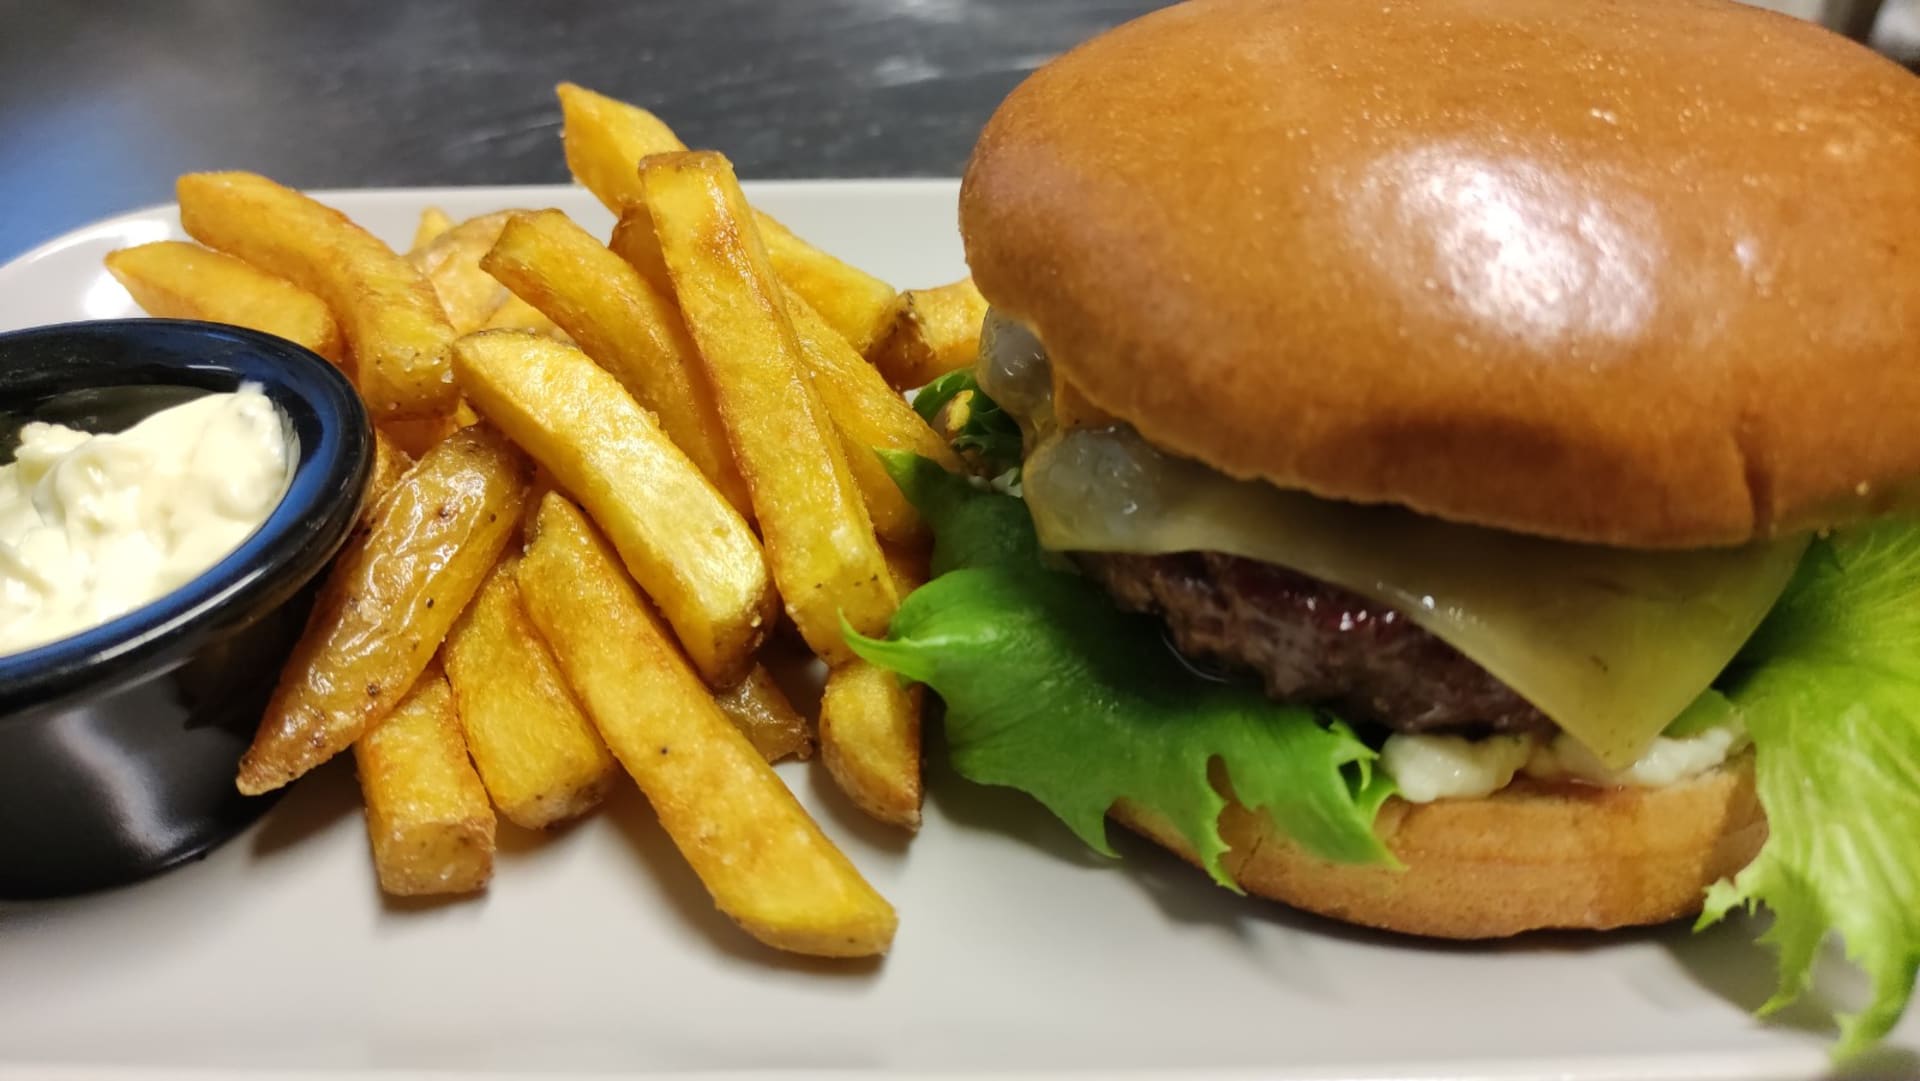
847;0;1920;1054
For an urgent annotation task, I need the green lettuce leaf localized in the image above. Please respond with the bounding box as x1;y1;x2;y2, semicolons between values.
847;453;1395;882
1702;525;1920;1056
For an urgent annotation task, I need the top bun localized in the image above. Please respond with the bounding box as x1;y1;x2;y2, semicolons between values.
960;0;1920;548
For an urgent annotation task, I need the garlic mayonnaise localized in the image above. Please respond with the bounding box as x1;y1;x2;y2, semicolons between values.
1380;720;1749;803
0;386;289;656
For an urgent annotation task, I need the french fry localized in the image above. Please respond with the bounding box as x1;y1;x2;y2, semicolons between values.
881;542;930;599
785;291;962;546
452;331;773;687
609;210;955;546
715;665;814;764
868;278;991;390
820;662;923;831
480;209;750;516
821;545;926;829
481;293;567;340
237;424;529;794
637;152;896;663
379;414;459;459
516;493;896;957
407;211;517;334
410;207;454;253
556;82;683;212
177;171;457;418
104;241;345;365
756;214;898;355
363;430;412;519
444;558;616;829
557;82;898;352
353;667;495;896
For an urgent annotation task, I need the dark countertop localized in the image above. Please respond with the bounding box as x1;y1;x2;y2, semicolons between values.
4;1;1915;262
0;0;1158;260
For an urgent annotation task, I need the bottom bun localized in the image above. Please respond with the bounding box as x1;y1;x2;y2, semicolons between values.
1112;753;1766;940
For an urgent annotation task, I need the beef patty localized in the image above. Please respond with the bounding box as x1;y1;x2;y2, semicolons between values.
1079;551;1555;737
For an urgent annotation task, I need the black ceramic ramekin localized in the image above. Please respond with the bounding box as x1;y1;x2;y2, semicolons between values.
0;319;370;899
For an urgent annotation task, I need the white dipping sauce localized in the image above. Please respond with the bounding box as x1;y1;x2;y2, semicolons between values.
0;386;289;656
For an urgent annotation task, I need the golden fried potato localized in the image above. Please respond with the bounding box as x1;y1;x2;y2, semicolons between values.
452;331;774;687
785;292;962;546
714;665;814;764
362;430;413;520
237;425;529;794
609;211;948;546
177;171;457;418
480;209;750;515
868;278;991;390
378;414;459;459
410;207;454;253
881;542;929;599
557;82;897;352
756;214;898;356
354;667;495;896
105;241;345;365
481;293;567;340
556;82;683;213
406;211;518;334
637;152;896;663
820;661;923;831
444;558;617;829
517;494;896;957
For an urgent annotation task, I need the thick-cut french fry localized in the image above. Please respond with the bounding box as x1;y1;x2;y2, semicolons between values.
820;661;923;831
177;171;457;418
354;668;495;896
444;558;616;829
237;425;529;794
557;82;897;352
787;293;963;546
516;494;895;957
637;153;896;663
481;293;567;340
480;210;750;516
410;207;454;253
868;278;991;390
715;665;814;764
756;214;898;356
407;211;517;334
452;331;773;687
363;430;412;520
609;209;953;547
379;414;458;459
556;82;684;212
105;241;345;365
881;542;930;599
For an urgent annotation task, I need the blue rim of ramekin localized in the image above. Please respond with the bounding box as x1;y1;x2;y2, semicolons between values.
0;319;371;719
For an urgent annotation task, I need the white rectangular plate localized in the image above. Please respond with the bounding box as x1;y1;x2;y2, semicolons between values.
0;183;1913;1081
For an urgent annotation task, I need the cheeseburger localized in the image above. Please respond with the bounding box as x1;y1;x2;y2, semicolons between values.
849;0;1920;1053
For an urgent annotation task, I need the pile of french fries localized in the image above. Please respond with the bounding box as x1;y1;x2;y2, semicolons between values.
101;84;991;959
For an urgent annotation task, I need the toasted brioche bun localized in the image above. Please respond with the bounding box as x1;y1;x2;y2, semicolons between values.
1113;753;1765;939
961;0;1920;548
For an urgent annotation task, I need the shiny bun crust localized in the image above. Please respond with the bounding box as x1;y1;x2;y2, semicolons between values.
1113;755;1764;939
961;0;1920;548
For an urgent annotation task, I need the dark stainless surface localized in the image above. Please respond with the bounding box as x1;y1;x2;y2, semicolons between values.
2;1;1914;262
0;0;1159;260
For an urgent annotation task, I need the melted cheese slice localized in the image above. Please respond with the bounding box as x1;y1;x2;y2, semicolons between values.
1021;426;1806;767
